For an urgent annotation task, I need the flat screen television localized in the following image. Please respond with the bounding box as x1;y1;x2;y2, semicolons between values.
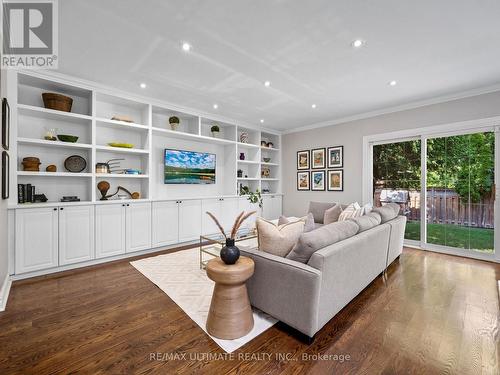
164;149;216;184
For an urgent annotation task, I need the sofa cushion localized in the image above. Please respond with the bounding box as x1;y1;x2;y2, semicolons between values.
308;201;336;224
286;220;359;263
349;212;382;232
256;218;305;257
338;202;363;221
278;213;315;232
372;203;400;223
323;204;343;225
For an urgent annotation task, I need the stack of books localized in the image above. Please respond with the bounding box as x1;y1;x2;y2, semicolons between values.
17;184;35;203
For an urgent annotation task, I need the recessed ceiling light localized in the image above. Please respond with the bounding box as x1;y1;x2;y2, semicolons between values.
139;83;147;89
213;104;218;109
311;104;317;109
264;81;271;87
260;119;264;123
182;42;191;52
352;39;365;48
389;80;397;86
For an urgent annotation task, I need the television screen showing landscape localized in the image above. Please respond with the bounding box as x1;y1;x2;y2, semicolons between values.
164;149;216;184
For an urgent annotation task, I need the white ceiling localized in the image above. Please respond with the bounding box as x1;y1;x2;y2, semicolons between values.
58;0;500;131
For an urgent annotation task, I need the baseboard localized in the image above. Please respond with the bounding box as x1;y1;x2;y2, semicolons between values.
0;274;12;312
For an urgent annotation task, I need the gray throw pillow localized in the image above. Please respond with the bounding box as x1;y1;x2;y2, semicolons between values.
286;220;359;264
372;203;400;223
323;204;342;225
308;201;336;224
278;213;315;232
349;212;381;232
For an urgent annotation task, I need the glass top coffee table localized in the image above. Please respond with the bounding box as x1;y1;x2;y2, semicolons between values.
199;229;258;269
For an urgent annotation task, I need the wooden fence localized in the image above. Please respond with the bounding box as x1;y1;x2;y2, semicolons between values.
374;188;494;228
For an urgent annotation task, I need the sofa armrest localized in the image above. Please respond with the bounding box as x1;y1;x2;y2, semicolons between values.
240;247;322;337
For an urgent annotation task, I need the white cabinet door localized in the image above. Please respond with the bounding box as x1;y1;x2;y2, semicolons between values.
126;202;152;253
201;198;221;235
263;195;282;220
59;205;95;266
178;199;202;242
152;201;179;247
95;204;126;259
15;207;58;274
220;197;240;232
238;197;260;229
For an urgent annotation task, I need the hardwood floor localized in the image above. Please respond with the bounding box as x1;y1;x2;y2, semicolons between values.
0;247;499;374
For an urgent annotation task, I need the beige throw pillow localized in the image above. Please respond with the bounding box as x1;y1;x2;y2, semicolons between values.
338;202;363;221
256;218;305;257
323;204;343;224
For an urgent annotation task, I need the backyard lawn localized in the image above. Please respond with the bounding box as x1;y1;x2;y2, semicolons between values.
405;221;494;253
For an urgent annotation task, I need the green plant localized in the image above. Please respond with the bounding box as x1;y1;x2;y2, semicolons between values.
169;116;180;124
240;188;263;209
211;124;220;132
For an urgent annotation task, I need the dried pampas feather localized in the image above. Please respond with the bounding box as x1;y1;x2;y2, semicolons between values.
230;211;245;239
206;211;227;239
232;211;256;238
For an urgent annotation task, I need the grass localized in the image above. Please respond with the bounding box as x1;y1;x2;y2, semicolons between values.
405;221;494;253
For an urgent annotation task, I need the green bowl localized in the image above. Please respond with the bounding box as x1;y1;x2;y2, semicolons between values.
58;134;79;143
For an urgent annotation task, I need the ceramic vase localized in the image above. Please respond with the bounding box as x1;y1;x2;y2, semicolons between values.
220;238;240;265
240;132;249;143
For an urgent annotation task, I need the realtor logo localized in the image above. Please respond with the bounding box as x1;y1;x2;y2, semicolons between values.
2;0;58;68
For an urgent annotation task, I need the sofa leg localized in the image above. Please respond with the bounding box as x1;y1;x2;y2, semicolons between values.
305;335;315;345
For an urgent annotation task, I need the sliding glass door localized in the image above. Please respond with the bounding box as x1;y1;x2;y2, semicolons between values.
426;132;494;254
371;129;496;258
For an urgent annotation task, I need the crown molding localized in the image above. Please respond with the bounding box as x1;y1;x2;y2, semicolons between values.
16;69;281;135
282;83;500;135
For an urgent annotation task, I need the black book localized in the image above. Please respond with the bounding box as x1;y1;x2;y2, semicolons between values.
26;184;32;203
17;184;25;204
30;186;36;203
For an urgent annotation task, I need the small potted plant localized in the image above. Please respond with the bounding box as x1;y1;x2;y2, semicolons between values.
211;123;220;138
169;116;180;131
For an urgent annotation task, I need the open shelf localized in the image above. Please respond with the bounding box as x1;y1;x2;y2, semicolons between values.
152;106;199;136
17;171;92;177
17;104;92;121
95;145;149;154
97;174;149;179
200;118;236;142
96;92;149;124
96;118;149;131
18;138;92;150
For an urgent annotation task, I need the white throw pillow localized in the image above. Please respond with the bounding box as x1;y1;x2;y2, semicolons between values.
338;202;363;221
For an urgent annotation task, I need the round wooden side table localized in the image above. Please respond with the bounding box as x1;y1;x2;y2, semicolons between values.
206;256;255;340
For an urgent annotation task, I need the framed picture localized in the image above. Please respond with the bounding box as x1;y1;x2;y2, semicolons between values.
2;151;9;199
311;147;326;169
2;98;10;151
297;150;310;170
327;169;343;191
311;170;325;191
297;171;310;190
327;146;343;168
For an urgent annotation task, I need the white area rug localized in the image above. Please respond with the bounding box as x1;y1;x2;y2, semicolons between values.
130;247;277;353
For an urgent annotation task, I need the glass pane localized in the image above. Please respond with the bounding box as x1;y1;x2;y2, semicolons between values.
426;132;494;254
373;140;421;241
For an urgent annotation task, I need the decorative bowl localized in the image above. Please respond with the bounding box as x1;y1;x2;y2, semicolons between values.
263;157;271;163
58;134;79;143
42;92;73;112
108;142;134;148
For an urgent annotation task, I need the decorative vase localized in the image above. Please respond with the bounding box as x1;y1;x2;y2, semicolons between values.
240;132;249;143
239;152;245;160
220;238;240;265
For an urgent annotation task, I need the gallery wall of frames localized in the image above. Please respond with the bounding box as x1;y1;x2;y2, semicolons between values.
296;146;343;191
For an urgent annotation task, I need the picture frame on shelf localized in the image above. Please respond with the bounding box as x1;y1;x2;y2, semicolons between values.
327;169;343;191
2;151;9;199
297;150;310;170
311;147;326;169
297;171;310;191
327;146;343;168
311;170;325;191
2;98;10;151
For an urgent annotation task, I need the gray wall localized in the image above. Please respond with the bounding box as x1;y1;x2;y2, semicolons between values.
282;90;500;216
0;69;9;299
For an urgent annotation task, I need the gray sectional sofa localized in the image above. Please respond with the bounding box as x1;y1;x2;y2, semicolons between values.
240;202;406;339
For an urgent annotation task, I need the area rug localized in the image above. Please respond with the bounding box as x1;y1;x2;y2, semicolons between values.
130;246;277;353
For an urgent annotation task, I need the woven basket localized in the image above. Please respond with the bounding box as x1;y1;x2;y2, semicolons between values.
42;92;73;112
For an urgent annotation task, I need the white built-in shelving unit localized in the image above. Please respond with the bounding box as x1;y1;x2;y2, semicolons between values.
10;71;281;207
